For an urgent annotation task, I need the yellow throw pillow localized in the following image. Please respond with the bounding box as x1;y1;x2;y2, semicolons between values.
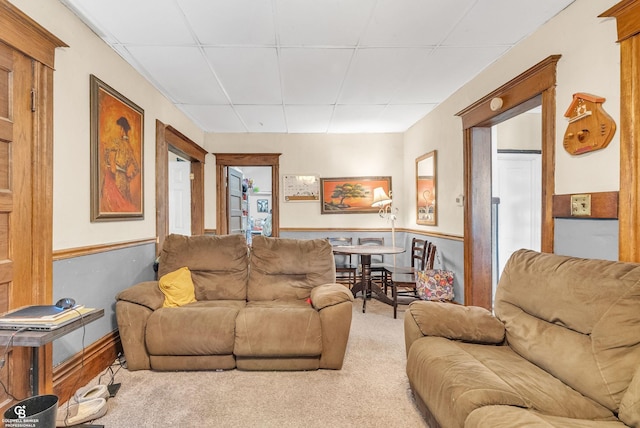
158;267;196;308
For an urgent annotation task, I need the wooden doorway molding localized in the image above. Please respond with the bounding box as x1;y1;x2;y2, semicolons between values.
0;0;66;400
214;153;281;237
156;120;208;252
600;1;640;262
456;55;560;309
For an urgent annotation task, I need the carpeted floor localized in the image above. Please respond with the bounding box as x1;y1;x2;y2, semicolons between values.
78;298;427;427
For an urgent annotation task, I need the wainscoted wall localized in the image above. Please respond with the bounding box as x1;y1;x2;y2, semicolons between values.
554;219;619;261
280;230;465;304
52;242;157;365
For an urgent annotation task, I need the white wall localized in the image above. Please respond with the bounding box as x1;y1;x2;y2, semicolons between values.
205;133;404;229
11;0;205;250
403;0;620;237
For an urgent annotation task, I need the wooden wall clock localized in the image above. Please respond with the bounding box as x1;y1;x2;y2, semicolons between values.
563;93;616;155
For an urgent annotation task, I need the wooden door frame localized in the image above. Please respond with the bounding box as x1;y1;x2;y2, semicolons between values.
456;55;559;309
601;1;640;262
214;153;281;237
0;0;66;399
156;120;207;253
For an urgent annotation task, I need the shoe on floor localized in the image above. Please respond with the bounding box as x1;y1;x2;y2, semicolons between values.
73;384;109;403
56;397;107;427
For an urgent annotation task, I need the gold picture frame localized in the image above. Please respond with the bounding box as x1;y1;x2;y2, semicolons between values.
90;75;144;221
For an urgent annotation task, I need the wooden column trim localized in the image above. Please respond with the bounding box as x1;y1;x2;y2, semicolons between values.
601;2;640;262
552;191;619;219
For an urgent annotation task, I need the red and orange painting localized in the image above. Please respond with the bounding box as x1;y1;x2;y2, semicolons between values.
90;75;144;221
320;176;392;214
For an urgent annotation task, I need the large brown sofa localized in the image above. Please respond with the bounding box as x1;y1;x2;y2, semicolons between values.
116;234;354;371
404;249;640;428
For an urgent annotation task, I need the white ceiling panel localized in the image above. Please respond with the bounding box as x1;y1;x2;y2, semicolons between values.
62;0;576;133
338;48;432;104
180;105;246;132
392;46;510;104
360;0;475;47
284;105;334;133
235;105;287;133
64;0;194;45
329;105;387;133
276;0;376;46
378;105;437;132
126;46;228;104
178;0;276;45
205;47;281;104
280;48;354;104
443;0;575;46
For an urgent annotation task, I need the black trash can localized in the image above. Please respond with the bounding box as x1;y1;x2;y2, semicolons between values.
3;395;58;428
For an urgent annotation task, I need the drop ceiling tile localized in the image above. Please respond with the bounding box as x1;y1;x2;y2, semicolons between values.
179;105;246;132
235;105;287;133
443;0;575;46
329;105;386;133
360;0;475;47
276;0;376;46
392;46;510;104
379;104;436;132
127;46;228;104
63;0;194;45
178;0;276;45
338;48;431;104
205;47;281;104
284;105;334;133
280;48;353;104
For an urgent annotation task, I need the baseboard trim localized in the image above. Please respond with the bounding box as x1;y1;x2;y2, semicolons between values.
53;330;122;404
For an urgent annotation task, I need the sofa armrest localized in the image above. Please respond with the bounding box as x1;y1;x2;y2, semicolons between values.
310;283;354;310
116;281;164;311
405;301;505;355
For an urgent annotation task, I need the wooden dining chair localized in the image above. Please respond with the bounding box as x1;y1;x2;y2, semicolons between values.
388;240;436;319
327;237;357;289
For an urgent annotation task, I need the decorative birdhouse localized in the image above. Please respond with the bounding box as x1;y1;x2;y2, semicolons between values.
563;93;616;155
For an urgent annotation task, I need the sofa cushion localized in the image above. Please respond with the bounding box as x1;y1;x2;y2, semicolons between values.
158;267;197;308
159;234;248;301
235;302;322;357
495;249;640;413
146;303;241;355
406;336;616;428
465;405;626;428
248;236;336;301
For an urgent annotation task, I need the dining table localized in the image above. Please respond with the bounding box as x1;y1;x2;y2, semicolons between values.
332;244;405;313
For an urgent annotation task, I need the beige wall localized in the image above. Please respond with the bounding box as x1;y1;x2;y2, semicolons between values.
403;0;620;237
11;0;205;250
205;133;404;230
12;0;622;245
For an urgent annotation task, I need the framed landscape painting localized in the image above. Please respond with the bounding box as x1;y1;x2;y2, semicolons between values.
90;75;144;221
320;176;392;214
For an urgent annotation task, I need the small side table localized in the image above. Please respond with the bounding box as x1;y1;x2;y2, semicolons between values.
0;308;104;395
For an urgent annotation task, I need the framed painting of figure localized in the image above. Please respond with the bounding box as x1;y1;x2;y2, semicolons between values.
90;75;144;221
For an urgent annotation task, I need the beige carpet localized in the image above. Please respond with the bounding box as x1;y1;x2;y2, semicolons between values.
81;299;427;427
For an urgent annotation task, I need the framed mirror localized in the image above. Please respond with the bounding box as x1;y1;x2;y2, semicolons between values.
416;150;437;225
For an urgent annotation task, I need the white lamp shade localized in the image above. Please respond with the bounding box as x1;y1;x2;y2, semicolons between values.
371;187;392;207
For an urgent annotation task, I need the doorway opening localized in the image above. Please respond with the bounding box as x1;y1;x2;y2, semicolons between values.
214;153;281;238
457;55;559;310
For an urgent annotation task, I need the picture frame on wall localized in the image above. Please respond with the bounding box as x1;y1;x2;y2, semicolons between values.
90;75;144;221
320;176;392;214
257;199;269;213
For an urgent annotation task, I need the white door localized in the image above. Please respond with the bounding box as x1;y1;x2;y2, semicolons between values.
494;152;541;280
169;160;191;235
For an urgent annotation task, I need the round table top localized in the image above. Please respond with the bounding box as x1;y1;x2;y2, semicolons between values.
332;245;405;255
